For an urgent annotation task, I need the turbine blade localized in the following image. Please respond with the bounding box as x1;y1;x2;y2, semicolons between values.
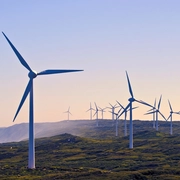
147;107;155;112
13;79;32;121
118;108;122;114
132;106;138;110
93;111;97;117
126;71;134;98
98;106;102;110
37;69;83;76
94;102;98;110
136;99;153;108
116;100;124;109
114;103;117;108
168;100;173;112
154;98;156;108
144;111;156;115
109;103;113;107
167;114;171;121
2;32;32;72
158;95;162;110
159;111;166;121
118;103;130;118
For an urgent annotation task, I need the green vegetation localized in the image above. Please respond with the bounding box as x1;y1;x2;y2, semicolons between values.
1;120;180;179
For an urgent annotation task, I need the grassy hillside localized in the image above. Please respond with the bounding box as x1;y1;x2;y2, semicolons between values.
1;123;180;179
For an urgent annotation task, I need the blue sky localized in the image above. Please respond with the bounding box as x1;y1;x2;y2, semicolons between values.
1;0;180;127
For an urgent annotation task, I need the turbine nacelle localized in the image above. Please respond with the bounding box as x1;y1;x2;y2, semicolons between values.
128;97;135;102
28;70;37;79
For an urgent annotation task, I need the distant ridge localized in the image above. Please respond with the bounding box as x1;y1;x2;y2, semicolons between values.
0;119;180;143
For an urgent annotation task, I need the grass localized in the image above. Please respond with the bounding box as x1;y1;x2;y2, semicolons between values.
1;120;180;179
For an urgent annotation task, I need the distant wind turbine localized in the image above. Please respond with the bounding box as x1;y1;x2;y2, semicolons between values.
86;103;94;120
145;95;166;131
116;101;128;136
93;102;99;127
167;100;180;135
64;107;72;121
119;71;153;149
112;108;122;137
146;99;156;129
107;103;118;121
2;32;83;169
98;107;106;120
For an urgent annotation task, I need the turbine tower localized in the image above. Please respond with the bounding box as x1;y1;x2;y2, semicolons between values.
64;107;72;121
2;32;83;169
167;100;180;135
119;71;153;149
152;99;156;128
86;102;94;120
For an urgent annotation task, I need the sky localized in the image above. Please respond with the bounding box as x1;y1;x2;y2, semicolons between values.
1;0;180;127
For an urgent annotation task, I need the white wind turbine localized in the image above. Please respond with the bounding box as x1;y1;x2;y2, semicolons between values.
146;99;156;129
98;107;106;120
86;103;94;120
145;95;166;131
2;32;83;169
112;108;122;137
107;103;118;121
167;100;180;135
119;71;153;149
93;102;99;127
64;107;72;121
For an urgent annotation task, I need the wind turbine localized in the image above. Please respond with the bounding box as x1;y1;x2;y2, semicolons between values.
107;103;118;121
112;108;122;137
98;107;106;120
145;95;166;131
2;32;83;169
146;99;156;129
116;101;128;136
167;100;180;135
64;107;72;121
93;102;99;127
86;102;94;120
119;71;153;149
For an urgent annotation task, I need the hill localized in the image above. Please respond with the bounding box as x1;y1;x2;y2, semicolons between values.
1;128;180;179
0;119;180;143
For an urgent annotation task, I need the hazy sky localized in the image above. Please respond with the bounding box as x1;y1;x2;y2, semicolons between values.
1;0;180;127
